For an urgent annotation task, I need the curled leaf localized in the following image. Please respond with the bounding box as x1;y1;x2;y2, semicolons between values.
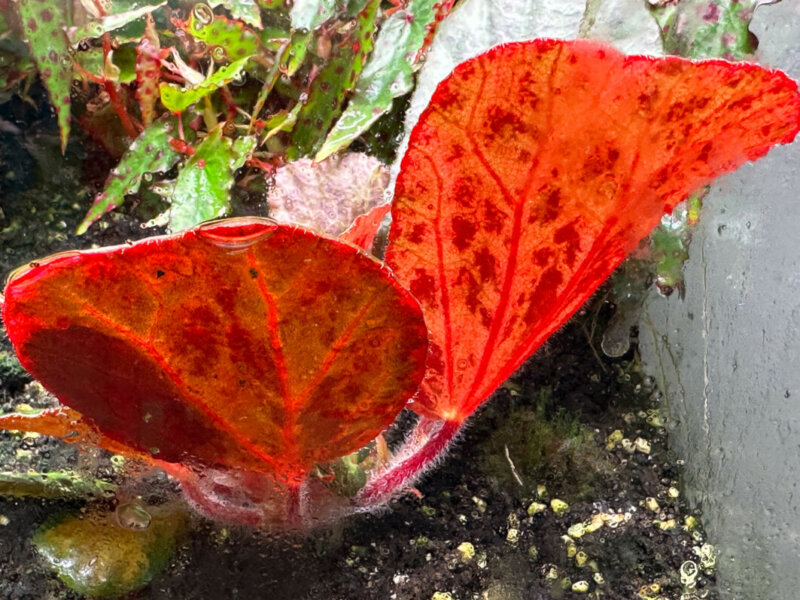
386;39;800;422
268;153;389;237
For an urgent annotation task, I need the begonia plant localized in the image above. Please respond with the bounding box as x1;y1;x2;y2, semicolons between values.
2;38;799;528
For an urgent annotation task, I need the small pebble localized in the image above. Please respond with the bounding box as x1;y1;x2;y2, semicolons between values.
550;499;569;515
572;580;590;593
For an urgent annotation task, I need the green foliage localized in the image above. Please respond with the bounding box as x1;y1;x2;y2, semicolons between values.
288;0;380;158
648;0;759;60
15;0;72;152
316;0;445;160
78;118;182;234
171;126;257;231
160;56;253;112
0;0;455;233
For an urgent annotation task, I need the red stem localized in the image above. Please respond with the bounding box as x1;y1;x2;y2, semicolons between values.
102;34;141;139
356;418;461;508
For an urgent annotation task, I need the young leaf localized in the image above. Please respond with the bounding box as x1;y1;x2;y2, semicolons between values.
15;0;72;152
268;153;389;236
169;128;257;231
78;118;182;234
386;39;800;422
288;0;380;158
315;0;449;161
2;218;428;484
136;14;165;127
184;7;265;61
160;56;251;113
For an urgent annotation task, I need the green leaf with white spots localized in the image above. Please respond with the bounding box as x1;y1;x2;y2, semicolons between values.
316;0;442;161
170;128;257;231
210;0;264;28
15;0;72;153
78;118;182;234
185;8;265;62
289;0;380;158
72;2;167;41
160;56;251;112
647;0;761;60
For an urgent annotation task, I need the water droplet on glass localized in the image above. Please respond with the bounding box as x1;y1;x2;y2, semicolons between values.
197;216;278;250
116;502;152;530
193;3;214;26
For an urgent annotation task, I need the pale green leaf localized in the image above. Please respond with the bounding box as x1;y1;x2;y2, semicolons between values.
160;57;251;112
170;129;257;231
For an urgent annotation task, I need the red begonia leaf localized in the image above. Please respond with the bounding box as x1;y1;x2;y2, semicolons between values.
2;218;428;483
386;39;800;422
339;203;391;253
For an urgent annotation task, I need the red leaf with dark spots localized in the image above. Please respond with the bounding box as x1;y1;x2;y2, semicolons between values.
386;39;800;422
2;218;428;483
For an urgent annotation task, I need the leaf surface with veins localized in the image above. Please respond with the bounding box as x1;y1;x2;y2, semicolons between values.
2;219;427;483
386;39;800;422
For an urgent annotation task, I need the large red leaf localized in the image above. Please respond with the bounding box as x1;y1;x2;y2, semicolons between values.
2;218;427;483
386;39;800;422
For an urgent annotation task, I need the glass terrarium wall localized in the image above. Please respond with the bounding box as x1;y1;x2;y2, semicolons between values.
638;4;800;599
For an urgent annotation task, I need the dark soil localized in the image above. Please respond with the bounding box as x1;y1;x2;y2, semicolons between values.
0;85;718;600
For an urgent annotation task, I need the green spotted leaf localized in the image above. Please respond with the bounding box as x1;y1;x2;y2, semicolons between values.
170;128;257;231
185;7;265;61
648;0;760;60
160;56;251;112
289;0;380;158
211;0;264;28
316;0;443;161
15;0;72;153
78;119;182;234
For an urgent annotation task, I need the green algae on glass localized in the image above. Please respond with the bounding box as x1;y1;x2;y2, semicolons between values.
14;0;72;153
78;118;182;234
34;504;187;598
0;470;116;499
288;0;380;158
647;0;759;60
170;126;257;231
316;0;446;161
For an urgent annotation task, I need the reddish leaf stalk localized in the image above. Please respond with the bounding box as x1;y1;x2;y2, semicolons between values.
102;34;141;139
356;418;461;507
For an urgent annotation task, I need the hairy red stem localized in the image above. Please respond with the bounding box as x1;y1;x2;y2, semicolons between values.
356;418;461;507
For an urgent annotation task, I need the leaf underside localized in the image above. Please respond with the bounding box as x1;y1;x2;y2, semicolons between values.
386;39;800;422
3;219;428;483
